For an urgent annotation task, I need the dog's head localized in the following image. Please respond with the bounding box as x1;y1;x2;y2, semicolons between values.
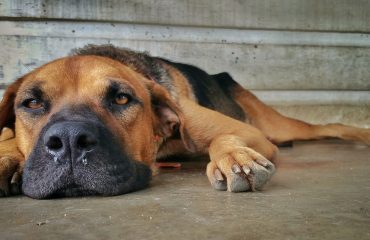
0;46;194;198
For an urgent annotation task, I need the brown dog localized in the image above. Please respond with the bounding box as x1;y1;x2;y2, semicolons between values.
0;45;369;199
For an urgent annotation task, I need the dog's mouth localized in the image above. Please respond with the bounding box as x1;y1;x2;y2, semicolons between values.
49;183;100;198
21;111;152;199
22;141;152;199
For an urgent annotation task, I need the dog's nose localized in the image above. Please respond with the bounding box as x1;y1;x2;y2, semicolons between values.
43;122;98;161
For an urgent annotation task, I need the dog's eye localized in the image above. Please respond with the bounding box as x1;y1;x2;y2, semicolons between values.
23;99;43;109
114;93;130;105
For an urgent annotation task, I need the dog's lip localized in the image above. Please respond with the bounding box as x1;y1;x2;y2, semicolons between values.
48;183;100;198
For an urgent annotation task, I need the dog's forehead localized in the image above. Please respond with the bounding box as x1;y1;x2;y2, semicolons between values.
22;55;148;93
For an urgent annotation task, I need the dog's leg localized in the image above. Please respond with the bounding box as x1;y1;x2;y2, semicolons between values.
179;98;277;192
0;136;24;196
233;86;370;145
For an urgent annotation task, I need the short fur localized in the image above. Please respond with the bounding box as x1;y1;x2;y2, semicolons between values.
0;44;369;198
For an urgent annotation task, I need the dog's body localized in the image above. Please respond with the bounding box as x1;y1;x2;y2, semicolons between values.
0;45;369;198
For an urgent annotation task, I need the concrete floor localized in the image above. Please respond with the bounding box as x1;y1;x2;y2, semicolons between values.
0;140;369;240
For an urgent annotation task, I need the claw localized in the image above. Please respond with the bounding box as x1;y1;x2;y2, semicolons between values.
231;164;242;174
214;169;224;181
255;158;268;167
10;172;22;195
242;165;251;175
213;169;227;190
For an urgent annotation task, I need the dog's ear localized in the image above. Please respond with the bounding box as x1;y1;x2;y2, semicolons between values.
0;78;24;131
147;82;196;152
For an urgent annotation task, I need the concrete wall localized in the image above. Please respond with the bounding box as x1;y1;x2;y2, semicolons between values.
0;0;369;127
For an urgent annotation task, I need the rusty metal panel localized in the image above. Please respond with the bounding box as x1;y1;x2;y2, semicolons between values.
1;0;370;32
1;21;370;91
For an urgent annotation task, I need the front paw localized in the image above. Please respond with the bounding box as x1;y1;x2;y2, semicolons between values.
206;146;275;192
0;156;23;197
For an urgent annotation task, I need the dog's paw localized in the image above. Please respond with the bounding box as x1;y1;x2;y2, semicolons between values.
0;156;23;197
206;146;275;192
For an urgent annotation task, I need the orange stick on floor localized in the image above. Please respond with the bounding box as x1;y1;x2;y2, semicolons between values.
155;162;182;168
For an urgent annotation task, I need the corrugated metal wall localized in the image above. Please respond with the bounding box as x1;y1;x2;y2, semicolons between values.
0;0;369;127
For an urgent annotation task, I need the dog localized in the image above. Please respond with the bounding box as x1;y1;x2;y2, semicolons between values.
0;44;369;199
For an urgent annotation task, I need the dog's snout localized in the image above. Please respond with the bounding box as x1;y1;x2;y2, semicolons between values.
43;122;98;160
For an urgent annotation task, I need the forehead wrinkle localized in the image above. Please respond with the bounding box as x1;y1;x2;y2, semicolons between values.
59;56;110;102
64;56;82;93
75;58;142;99
84;56;149;89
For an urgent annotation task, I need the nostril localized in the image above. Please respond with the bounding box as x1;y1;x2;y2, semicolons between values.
76;134;97;150
46;136;63;151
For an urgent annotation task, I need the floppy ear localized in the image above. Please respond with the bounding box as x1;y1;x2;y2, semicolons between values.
147;82;196;153
0;78;24;131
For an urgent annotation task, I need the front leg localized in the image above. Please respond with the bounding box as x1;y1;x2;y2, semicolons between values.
207;134;275;192
179;98;278;192
0;133;25;196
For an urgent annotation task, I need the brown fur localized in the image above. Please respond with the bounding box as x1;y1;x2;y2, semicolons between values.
0;46;369;196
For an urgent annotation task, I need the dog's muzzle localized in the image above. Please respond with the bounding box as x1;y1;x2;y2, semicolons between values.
22;109;151;199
